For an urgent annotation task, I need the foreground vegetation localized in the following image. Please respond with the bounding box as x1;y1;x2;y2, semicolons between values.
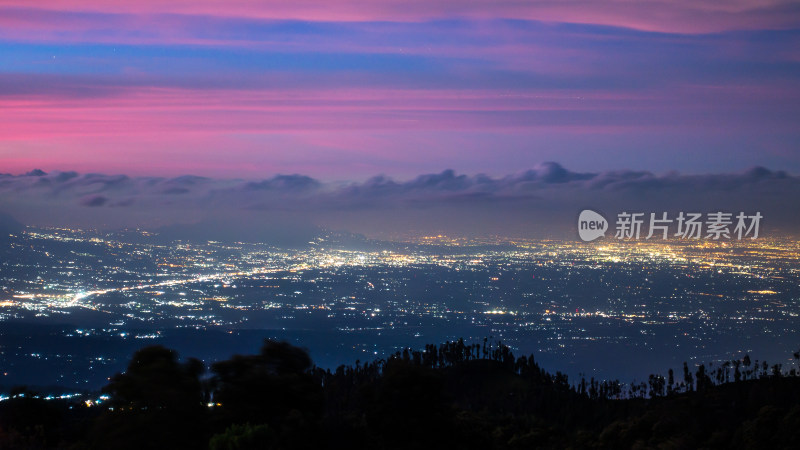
1;339;799;449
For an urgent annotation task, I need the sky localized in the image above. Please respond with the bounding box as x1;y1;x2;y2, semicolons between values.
0;0;798;179
0;1;799;237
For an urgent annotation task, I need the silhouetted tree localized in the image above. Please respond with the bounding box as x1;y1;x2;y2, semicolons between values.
743;354;752;380
92;345;207;449
667;368;675;395
696;364;712;391
683;362;694;392
103;345;205;411
648;374;665;398
211;340;322;427
209;423;277;450
0;386;73;448
6;337;800;449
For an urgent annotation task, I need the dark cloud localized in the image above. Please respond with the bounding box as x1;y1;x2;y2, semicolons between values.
243;174;321;192
111;198;135;207
0;164;798;239
167;175;211;185
516;162;595;184
79;194;108;207
25;169;46;177
162;187;190;195
54;171;80;183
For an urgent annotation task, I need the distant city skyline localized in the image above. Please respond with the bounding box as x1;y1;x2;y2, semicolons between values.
3;225;799;388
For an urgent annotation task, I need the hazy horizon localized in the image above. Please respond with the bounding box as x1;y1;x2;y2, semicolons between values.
0;162;796;242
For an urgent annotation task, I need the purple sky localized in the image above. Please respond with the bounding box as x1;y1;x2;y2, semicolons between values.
0;1;799;180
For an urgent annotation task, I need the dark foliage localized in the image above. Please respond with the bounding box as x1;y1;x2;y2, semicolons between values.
89;345;208;450
1;339;800;449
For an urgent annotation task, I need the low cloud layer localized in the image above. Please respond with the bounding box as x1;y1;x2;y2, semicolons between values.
1;163;798;240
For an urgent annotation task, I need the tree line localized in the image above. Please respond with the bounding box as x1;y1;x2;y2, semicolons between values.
1;338;799;449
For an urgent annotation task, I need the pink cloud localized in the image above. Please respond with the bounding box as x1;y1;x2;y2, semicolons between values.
1;78;796;178
1;1;799;34
0;86;672;144
1;81;795;143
